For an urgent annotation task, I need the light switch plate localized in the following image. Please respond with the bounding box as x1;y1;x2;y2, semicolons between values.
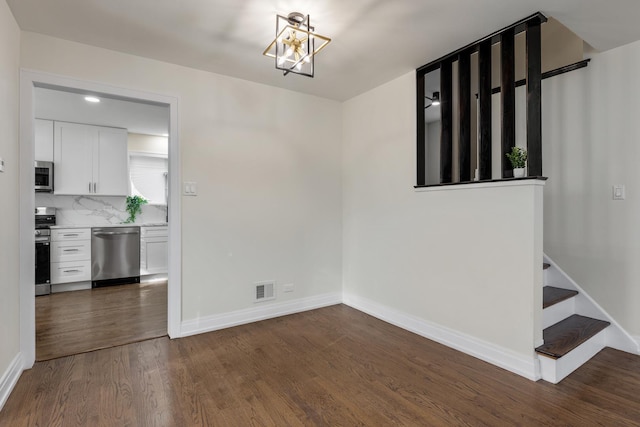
183;181;197;196
613;185;625;200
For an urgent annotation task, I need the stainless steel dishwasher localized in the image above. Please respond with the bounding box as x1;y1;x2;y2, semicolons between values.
91;226;140;287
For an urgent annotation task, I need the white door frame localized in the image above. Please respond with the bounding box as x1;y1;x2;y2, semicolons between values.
19;69;182;368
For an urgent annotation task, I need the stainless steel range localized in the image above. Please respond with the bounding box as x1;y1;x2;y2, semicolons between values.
35;207;56;296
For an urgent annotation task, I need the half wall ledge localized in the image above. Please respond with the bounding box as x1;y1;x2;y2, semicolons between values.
415;176;547;192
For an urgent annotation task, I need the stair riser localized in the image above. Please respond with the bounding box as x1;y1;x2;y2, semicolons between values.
543;297;576;329
538;329;607;384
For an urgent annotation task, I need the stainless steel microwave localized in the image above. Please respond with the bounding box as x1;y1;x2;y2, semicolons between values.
35;161;54;192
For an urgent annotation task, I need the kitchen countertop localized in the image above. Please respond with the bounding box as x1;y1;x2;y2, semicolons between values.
50;223;168;229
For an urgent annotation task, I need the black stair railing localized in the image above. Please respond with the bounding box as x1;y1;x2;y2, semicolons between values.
416;13;546;186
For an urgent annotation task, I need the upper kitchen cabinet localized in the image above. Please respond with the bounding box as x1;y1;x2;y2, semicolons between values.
35;119;54;162
54;122;129;196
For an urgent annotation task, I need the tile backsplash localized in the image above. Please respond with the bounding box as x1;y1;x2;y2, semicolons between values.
35;194;168;226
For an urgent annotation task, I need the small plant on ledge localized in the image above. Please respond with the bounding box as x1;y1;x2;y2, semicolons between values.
506;147;527;178
124;195;148;223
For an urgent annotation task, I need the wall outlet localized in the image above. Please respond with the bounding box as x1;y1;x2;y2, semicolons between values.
282;283;294;293
613;185;625;200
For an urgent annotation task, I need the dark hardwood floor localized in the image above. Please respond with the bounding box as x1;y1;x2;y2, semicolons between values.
3;304;639;426
36;281;167;361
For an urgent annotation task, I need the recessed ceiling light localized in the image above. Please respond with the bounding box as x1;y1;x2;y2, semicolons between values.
84;96;101;103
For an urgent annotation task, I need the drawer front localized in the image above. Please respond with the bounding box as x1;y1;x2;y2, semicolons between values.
52;228;91;242
50;260;91;284
51;241;91;263
141;226;168;238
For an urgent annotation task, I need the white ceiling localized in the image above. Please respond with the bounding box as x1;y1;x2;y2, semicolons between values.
8;0;640;101
35;87;169;136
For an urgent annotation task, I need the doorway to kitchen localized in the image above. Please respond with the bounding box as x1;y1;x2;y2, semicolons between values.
19;71;181;367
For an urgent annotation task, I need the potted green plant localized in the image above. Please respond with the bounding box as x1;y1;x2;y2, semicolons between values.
506;147;527;178
124;195;148;223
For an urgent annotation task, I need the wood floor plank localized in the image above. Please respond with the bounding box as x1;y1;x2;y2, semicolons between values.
3;304;640;426
36;281;167;361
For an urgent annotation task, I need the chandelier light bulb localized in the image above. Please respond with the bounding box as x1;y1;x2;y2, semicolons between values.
277;56;286;65
295;62;302;71
285;48;294;57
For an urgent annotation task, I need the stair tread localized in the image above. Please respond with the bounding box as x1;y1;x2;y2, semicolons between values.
543;286;579;309
543;263;551;270
535;314;610;359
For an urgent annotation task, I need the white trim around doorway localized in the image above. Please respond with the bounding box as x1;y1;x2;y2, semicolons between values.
19;69;182;369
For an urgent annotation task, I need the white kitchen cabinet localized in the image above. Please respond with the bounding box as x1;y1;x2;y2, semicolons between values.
51;228;92;284
140;226;168;275
50;261;91;284
51;228;92;241
51;240;91;263
54;121;129;196
35;119;54;162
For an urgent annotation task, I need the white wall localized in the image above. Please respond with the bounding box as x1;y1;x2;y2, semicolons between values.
20;32;343;322
0;0;21;391
544;40;640;337
342;71;543;375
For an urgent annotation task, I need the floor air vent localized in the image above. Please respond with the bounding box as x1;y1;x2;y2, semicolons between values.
255;281;275;302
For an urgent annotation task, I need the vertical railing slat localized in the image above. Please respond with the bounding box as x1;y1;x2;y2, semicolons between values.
458;50;471;182
527;19;543;176
416;72;426;185
501;29;516;178
440;60;453;183
478;40;492;180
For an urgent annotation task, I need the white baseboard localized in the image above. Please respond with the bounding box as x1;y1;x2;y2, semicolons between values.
140;274;168;283
180;292;343;337
544;254;640;355
0;353;24;412
51;281;91;293
342;293;541;381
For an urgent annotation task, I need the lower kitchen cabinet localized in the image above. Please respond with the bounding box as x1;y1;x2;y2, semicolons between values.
140;226;168;275
50;261;91;284
51;228;91;284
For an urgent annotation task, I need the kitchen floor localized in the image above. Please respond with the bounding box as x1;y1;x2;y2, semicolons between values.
36;281;167;361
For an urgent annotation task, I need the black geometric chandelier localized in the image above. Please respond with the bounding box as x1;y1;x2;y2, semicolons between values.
263;12;331;78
